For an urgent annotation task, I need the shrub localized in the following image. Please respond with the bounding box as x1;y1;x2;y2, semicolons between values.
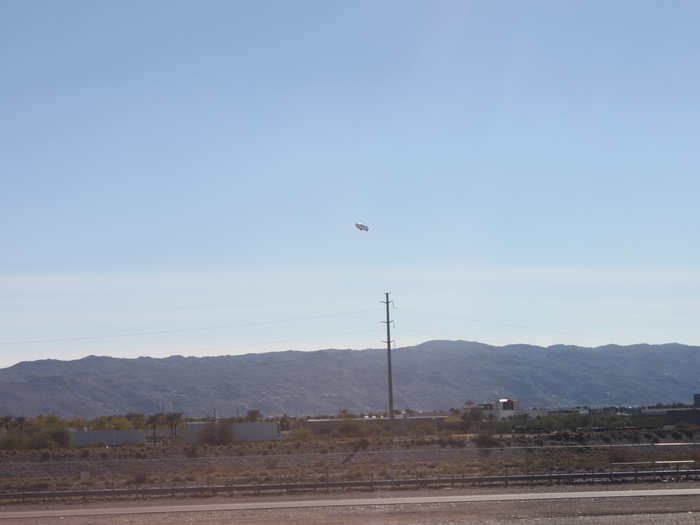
335;420;366;438
573;433;587;444
47;428;72;448
288;427;314;442
356;438;370;450
411;422;436;436
0;433;29;450
608;447;639;464
199;422;233;446
448;438;466;448
28;433;56;450
129;472;148;484
473;432;499;448
365;425;388;438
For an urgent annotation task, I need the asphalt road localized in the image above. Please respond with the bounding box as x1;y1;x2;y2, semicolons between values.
4;487;700;520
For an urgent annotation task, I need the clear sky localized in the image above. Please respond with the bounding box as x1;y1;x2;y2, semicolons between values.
2;1;700;367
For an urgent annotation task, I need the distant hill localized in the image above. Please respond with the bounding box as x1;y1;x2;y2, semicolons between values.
0;340;698;418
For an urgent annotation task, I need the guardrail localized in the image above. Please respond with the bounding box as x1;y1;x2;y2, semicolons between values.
2;468;700;502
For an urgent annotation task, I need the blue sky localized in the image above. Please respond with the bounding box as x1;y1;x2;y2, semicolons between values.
2;1;700;367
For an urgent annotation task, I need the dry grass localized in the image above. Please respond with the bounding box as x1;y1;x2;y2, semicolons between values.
1;430;699;495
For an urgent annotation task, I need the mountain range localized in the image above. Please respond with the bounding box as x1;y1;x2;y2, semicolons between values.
0;340;698;418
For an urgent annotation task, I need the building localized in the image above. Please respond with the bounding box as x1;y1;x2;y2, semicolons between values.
305;415;449;434
464;398;522;420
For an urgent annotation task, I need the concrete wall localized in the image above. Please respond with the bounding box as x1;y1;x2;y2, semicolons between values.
232;421;280;441
70;429;148;447
181;421;281;443
177;422;208;444
69;421;280;447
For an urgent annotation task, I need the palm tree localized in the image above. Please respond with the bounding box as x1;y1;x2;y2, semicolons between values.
0;416;12;432
165;412;183;440
125;413;146;429
146;413;163;442
14;416;26;433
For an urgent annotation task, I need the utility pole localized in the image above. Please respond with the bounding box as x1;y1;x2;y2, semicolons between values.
382;292;395;420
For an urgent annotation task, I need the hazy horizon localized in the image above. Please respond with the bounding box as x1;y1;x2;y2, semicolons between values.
2;337;695;370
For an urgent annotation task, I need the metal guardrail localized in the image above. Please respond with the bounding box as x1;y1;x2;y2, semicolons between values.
2;469;700;502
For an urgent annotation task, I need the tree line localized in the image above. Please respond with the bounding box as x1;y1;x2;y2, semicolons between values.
0;409;270;450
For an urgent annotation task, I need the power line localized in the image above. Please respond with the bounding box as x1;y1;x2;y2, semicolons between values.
0;308;376;346
395;307;614;341
189;327;381;354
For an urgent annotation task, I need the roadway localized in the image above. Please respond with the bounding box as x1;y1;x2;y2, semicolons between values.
4;487;700;521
